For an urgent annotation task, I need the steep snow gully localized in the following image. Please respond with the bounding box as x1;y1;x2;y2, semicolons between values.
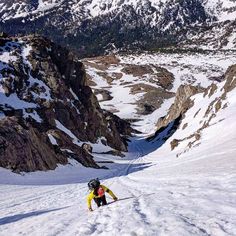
1;66;236;235
1;103;236;236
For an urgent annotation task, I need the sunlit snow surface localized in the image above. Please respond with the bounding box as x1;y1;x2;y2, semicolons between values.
0;52;236;235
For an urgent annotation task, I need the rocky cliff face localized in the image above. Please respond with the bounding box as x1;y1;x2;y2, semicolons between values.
0;117;68;172
223;65;236;93
0;35;132;172
152;63;236;153
155;85;205;131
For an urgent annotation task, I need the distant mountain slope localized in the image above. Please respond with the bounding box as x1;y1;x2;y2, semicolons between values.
0;0;235;57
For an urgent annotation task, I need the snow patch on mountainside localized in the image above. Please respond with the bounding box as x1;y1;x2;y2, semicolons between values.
78;0;168;18
119;52;236;92
0;0;63;21
134;97;175;135
37;0;62;12
223;32;236;50
0;42;39;110
204;0;236;22
1;0;235;24
0;40;53;121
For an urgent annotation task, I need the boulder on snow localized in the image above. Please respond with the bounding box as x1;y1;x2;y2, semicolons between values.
82;143;93;153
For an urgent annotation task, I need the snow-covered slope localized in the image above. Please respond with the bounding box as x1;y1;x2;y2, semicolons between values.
0;0;63;21
1;0;235;23
204;0;236;22
0;55;236;235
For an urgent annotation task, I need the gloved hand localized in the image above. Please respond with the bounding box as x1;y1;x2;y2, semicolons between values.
88;207;93;212
113;197;118;201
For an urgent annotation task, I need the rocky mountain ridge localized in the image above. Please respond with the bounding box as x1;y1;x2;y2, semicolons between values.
0;34;133;172
0;0;235;57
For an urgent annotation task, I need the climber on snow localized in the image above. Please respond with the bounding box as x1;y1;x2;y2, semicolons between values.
87;178;118;211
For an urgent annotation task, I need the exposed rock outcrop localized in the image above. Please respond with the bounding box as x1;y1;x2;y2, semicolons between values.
223;65;236;93
1;0;228;57
155;85;204;131
0;35;133;172
0;117;68;173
